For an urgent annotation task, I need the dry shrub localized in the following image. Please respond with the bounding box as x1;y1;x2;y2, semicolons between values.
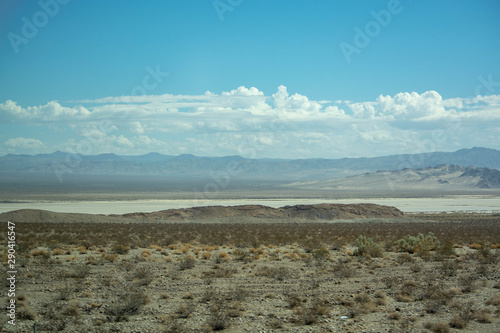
133;265;154;285
468;242;483;250
66;265;91;279
32;249;50;259
449;315;467;329
474;309;493;323
85;255;98;265
77;245;87;254
332;262;356;279
207;300;230;331
17;301;37;321
286;293;303;309
102;253;118;262
292;306;317;325
176;301;195;318
106;291;150;322
178;255;196;270
291;297;330;326
62;303;81;317
458;274;477;293
208;245;220;251
217;252;230;262
148;244;162;251
388;312;401;320
250;247;264;255
374;290;387;306
141;249;152;257
423;322;450;333
203;265;236;278
267;317;283;329
382;276;400;289
201;251;212;260
348;292;380;317
112;243;130;254
485;294;500;306
229;285;249;302
52;248;66;255
255;265;291;281
440;260;459;277
396;253;415;264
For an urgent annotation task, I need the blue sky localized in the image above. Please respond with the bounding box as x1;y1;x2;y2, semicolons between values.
0;0;499;158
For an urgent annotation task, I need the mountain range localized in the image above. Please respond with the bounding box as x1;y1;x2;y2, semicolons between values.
285;164;500;191
1;147;499;182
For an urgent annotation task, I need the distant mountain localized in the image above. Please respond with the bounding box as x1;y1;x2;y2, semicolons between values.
0;147;499;181
285;165;500;191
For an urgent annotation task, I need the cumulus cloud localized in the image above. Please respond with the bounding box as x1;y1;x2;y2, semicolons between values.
1;87;500;157
347;91;452;121
272;85;322;114
0;100;90;122
5;137;44;149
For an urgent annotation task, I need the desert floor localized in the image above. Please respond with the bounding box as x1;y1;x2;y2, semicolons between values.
1;213;500;332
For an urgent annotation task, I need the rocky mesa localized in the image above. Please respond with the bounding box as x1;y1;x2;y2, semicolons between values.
1;203;404;223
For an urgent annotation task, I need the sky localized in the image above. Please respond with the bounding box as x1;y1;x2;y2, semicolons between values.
0;0;499;159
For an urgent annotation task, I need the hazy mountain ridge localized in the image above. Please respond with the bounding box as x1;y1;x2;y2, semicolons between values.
285;164;500;190
1;147;499;181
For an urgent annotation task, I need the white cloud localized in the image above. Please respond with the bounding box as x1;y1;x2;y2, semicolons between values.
221;86;264;96
2;87;500;157
0;100;90;122
130;122;145;134
115;135;133;147
5;137;44;149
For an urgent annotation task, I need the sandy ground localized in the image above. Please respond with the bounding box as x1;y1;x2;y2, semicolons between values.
2;241;499;333
1;212;500;332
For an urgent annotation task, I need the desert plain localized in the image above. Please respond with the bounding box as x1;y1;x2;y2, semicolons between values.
1;199;500;333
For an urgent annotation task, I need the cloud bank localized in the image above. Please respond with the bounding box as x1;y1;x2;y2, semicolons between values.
1;86;499;158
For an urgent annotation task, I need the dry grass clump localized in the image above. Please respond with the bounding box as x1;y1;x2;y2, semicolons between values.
65;265;91;279
255;265;291;281
217;252;230;262
341;292;381;317
105;290;150;322
148;244;163;251
423;322;450;333
474;308;493;323
16;296;37;321
291;297;330;325
201;251;212;260
206;300;230;331
485;294;500;306
52;248;66;255
62;303;81;317
32;249;50;259
175;301;195;318
202;265;237;279
133;264;155;285
449;315;467;328
102;253;118;262
388;311;401;320
112;243;130;254
178;255;196;270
